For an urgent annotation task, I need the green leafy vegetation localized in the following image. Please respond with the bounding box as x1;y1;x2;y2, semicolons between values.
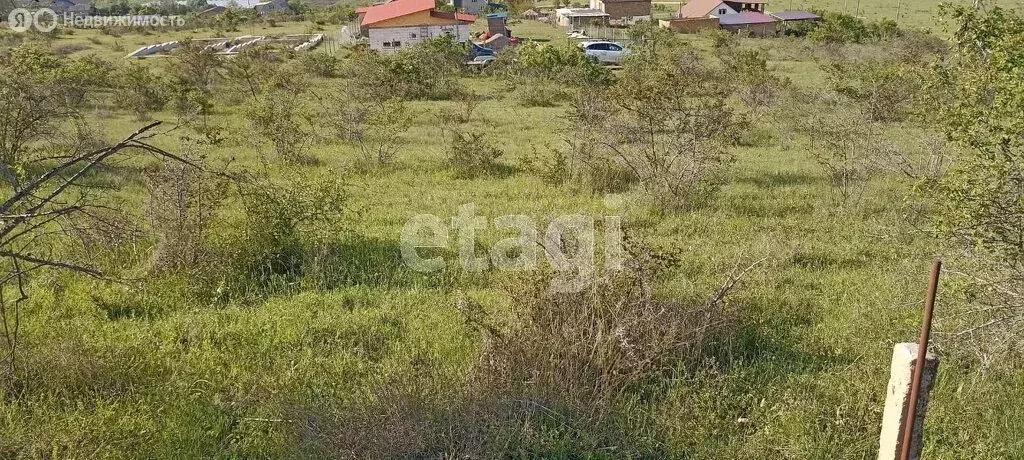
1;8;1024;459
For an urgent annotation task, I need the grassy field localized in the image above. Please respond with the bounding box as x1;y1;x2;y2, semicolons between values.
1;5;1024;458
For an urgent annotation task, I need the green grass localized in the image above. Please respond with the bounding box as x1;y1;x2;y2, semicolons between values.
2;11;1024;458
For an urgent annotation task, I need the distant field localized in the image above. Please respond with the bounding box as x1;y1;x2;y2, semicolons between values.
646;0;1023;29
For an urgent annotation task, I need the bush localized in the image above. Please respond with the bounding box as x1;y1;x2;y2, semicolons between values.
111;62;168;120
498;41;613;106
345;36;465;101
595;47;741;210
928;6;1024;360
720;48;788;116
799;110;884;207
240;63;317;163
212;169;348;299
444;129;504;179
809;12;901;44
242;90;316;163
300;52;340;78
520;95;635;193
0;46;105;184
144;152;228;274
824;57;925;122
319;92;415;167
460;260;742;454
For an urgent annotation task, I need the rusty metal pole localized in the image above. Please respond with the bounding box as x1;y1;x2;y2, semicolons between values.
900;260;941;460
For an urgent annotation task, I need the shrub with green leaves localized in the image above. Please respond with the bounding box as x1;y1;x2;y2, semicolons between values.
824;57;925;122
299;52;341;78
111;62;168;120
0;46;107;187
345;36;465;101
929;6;1024;358
809;12;899;44
444;129;504;179
498;41;613;106
213;169;348;298
594;46;741;210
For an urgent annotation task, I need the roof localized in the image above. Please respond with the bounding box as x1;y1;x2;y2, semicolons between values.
360;0;435;26
677;0;723;18
769;10;820;20
562;8;609;17
717;11;775;24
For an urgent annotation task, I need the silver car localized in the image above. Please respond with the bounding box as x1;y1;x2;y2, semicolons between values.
579;41;629;65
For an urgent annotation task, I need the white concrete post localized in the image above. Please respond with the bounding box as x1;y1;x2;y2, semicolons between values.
878;343;939;460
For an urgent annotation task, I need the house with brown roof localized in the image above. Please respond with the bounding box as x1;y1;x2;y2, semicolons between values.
590;0;650;24
677;0;767;18
359;0;476;52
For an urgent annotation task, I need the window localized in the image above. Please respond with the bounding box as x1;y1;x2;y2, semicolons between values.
607;44;622;51
718;8;727;14
587;43;609;51
410;33;417;38
393;41;401;47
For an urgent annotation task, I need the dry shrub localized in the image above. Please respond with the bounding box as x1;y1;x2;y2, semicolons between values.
801;111;883;206
144;150;228;274
291;251;756;457
53;43;90;56
460;260;746;453
289;379;441;459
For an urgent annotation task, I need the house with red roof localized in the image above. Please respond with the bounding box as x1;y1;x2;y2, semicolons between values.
359;0;477;52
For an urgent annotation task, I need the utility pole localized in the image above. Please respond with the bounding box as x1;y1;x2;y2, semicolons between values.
896;0;901;25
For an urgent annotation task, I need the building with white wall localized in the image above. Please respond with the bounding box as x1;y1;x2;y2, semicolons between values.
360;0;476;52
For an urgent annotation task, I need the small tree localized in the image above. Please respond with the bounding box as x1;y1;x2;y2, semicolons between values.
597;48;740;210
318;88;414;167
928;6;1024;359
800;111;882;207
241;63;317;163
111;62;168;120
824;58;925;123
0;46;99;188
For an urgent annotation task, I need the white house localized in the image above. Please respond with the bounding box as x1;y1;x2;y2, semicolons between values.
360;0;476;52
677;0;766;18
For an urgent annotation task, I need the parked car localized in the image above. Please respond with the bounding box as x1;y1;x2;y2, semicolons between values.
466;54;497;69
579;41;629;65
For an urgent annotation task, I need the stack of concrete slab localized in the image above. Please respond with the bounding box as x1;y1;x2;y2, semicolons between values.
293;34;323;52
125;41;180;58
225;36;265;54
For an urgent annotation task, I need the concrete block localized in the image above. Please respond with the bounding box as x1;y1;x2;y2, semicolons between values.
878;343;939;460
